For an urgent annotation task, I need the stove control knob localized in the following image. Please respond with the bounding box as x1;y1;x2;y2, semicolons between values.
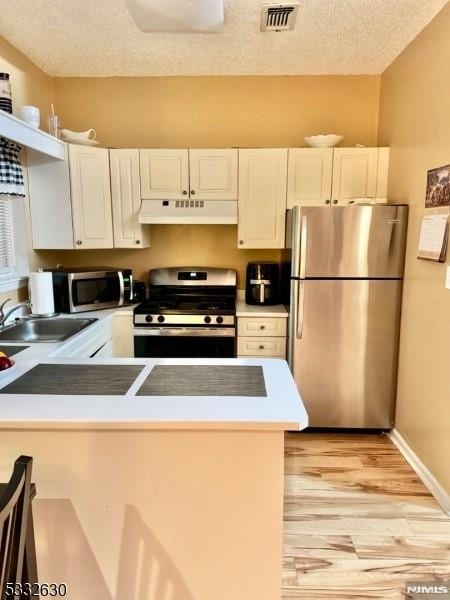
216;316;224;324
145;315;153;323
157;315;165;323
204;316;211;324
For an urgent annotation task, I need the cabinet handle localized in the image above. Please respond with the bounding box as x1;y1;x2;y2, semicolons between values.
259;345;265;350
190;190;195;195
239;240;244;245
76;240;82;245
325;199;330;205
135;239;141;245
260;325;265;330
333;199;338;204
182;190;188;195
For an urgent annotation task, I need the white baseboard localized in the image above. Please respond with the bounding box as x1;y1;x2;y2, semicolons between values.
389;429;450;516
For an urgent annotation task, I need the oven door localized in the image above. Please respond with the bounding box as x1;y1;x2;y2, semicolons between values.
133;327;236;358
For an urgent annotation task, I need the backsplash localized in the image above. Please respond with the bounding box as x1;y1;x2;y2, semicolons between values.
35;224;282;288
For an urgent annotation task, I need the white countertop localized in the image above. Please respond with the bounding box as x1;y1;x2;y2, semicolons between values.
0;357;307;432
236;299;289;318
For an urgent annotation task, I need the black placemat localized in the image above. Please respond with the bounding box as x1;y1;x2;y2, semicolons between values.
0;364;144;395
136;365;267;397
0;345;29;357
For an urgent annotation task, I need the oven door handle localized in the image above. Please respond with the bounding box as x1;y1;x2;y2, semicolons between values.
133;327;236;337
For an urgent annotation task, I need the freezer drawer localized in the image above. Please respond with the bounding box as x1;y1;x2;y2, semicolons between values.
289;279;402;428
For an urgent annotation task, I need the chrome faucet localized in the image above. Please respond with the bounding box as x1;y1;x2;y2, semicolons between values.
0;298;31;327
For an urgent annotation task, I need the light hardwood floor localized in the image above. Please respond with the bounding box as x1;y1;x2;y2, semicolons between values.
283;433;450;599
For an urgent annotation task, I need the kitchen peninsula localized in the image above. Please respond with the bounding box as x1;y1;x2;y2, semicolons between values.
0;357;307;600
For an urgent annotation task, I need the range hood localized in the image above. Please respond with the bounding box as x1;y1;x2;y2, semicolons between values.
139;199;237;225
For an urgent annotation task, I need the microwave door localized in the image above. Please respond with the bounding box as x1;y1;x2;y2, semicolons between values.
70;271;122;312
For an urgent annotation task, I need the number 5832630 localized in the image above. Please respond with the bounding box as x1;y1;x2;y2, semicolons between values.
6;582;68;597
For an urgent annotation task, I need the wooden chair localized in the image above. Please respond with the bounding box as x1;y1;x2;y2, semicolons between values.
0;456;37;600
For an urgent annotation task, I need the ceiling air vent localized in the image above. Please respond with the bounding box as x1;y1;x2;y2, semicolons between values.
260;2;300;32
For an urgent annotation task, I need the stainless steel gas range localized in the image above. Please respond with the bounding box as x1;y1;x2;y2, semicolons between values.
133;267;237;358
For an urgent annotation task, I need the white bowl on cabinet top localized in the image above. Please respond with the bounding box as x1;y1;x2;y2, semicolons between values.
304;134;344;148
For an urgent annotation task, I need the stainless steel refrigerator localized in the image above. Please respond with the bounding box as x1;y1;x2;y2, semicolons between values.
286;204;408;428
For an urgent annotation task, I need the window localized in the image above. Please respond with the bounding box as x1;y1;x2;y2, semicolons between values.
0;194;29;292
0;197;15;275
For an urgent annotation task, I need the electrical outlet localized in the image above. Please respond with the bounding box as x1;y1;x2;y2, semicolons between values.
446;266;450;290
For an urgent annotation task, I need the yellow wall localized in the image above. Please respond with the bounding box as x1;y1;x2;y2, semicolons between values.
379;4;450;494
34;74;381;283
53;75;380;148
35;226;280;288
0;36;54;119
0;36;55;301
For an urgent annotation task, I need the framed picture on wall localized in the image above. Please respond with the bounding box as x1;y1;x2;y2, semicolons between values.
425;164;450;208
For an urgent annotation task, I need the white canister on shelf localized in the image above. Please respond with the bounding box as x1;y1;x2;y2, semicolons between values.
19;105;40;129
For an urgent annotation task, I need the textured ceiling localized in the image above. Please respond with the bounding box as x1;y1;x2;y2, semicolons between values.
0;0;447;76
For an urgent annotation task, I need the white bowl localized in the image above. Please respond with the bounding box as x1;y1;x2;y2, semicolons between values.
304;134;344;148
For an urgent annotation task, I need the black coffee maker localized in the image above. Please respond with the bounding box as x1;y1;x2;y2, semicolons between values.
245;262;280;305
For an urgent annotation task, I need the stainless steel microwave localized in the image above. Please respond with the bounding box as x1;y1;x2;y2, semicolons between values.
50;267;133;313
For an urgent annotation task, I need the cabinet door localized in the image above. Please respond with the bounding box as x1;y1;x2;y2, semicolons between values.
331;148;379;204
110;149;150;249
189;149;238;200
139;149;189;199
68;145;114;249
238;149;288;249
287;148;333;208
27;147;75;249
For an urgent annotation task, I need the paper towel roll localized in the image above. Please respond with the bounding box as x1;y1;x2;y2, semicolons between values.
28;272;55;316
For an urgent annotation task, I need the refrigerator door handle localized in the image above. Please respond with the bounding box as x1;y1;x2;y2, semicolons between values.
297;280;305;339
291;207;301;277
299;214;308;279
287;279;298;368
287;279;305;368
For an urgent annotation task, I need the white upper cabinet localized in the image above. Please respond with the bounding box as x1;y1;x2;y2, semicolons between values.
110;149;150;249
28;146;75;250
238;149;288;249
287;148;333;208
139;149;189;199
69;145;114;249
188;149;238;200
331;148;379;204
287;147;390;209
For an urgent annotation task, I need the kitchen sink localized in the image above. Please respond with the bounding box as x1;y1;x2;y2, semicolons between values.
0;318;98;343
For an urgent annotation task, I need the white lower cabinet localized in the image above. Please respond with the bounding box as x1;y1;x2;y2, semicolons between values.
237;316;287;358
112;313;134;357
51;318;113;358
93;340;114;358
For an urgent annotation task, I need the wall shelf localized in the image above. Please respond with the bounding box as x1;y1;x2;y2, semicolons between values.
0;110;65;160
